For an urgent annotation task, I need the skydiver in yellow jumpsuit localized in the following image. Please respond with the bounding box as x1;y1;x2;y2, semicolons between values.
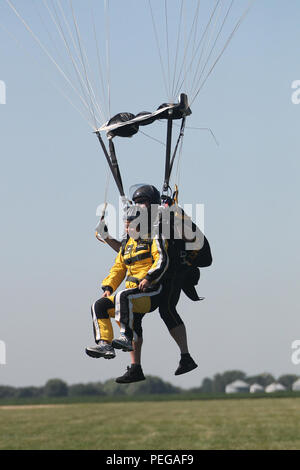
85;201;169;381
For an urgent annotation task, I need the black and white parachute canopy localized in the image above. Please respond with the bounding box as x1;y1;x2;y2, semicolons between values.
2;0;254;200
96;93;191;196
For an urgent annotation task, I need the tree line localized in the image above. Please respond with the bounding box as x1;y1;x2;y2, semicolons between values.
0;371;299;399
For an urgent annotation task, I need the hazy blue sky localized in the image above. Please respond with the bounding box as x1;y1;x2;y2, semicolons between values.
0;0;300;389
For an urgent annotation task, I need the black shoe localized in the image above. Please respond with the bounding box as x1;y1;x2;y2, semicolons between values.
175;354;198;376
115;364;146;384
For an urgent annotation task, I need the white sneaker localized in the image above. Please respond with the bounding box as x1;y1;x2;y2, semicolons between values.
112;335;133;352
85;341;116;359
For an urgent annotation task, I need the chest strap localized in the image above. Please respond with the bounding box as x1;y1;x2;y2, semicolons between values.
124;252;152;265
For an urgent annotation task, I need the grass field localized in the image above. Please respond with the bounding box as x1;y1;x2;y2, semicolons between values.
1;397;300;450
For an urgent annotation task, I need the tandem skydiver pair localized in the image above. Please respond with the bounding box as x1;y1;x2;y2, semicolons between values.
85;184;212;384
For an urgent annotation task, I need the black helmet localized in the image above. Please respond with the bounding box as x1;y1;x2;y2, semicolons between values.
132;184;161;205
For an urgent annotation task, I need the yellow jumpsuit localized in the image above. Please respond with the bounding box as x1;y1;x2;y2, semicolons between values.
91;235;169;343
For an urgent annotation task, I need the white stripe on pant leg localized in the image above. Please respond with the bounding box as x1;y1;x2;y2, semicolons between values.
116;289;135;335
117;285;162;337
129;299;138;342
128;284;162;303
92;302;101;342
115;290;125;322
115;288;138;322
147;237;169;283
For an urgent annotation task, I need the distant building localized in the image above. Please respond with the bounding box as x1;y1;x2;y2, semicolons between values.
225;380;250;394
265;382;286;393
250;383;264;394
292;378;300;392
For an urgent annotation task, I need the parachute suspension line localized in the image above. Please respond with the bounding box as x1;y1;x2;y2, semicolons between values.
49;0;79;60
170;0;202;100
173;0;221;100
148;0;170;102
33;0;67;73
174;129;185;191
0;17;95;131
57;0;104;123
190;0;234;100
51;81;96;130
189;0;225;97
100;164;111;224
97;163;111;242
190;0;256;106
191;0;201;67
188;0;202;95
69;0;101;129
164;0;171;101
43;0;101;127
183;1;187;95
191;127;219;146
172;121;219;146
104;0;111;117
91;6;109;122
139;130;166;147
42;0;88;101
172;0;207;101
4;0;97;128
171;0;184;101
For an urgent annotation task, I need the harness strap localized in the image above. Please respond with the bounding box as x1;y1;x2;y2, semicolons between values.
121;237;128;256
124;252;152;265
126;276;141;285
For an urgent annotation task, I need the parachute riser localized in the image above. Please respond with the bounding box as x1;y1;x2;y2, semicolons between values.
163;112;173;193
169;117;186;180
163;115;186;196
95;131;125;197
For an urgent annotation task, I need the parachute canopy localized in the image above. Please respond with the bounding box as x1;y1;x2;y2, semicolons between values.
2;0;254;199
100;93;192;139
